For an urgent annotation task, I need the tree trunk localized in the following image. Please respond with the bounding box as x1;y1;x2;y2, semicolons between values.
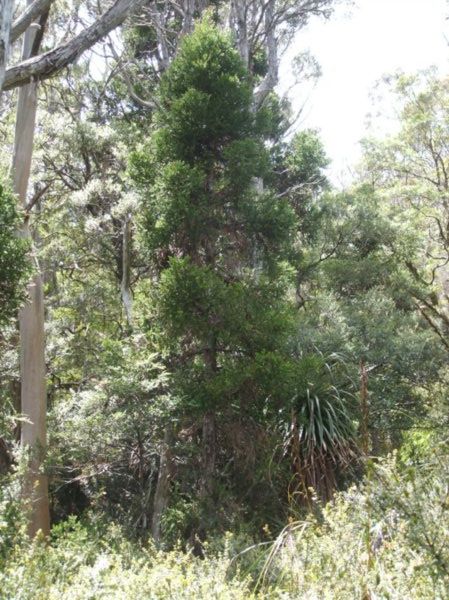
19;270;49;537
9;378;21;442
200;411;216;502
253;0;278;108
0;0;13;91
11;0;54;44
0;438;11;475
181;0;195;35
12;11;50;539
151;4;170;70
200;335;217;503
230;0;249;68
151;426;174;544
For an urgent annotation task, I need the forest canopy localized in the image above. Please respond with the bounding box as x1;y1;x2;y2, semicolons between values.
1;1;449;598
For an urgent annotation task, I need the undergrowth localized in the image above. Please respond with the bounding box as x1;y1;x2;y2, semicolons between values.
2;446;449;599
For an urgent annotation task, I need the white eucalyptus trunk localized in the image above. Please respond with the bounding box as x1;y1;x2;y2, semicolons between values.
181;0;208;36
0;0;14;91
11;0;54;43
254;0;278;108
229;0;249;67
152;6;170;71
12;13;50;539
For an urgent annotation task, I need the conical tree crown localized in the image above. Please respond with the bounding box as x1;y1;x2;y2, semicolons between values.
155;20;253;163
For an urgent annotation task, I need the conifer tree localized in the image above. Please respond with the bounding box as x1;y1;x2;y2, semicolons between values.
131;19;296;520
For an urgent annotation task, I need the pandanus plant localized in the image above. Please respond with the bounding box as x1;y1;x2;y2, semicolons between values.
286;353;356;505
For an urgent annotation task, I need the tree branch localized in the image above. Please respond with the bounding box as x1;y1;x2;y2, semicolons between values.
10;0;54;43
3;0;147;91
0;0;14;90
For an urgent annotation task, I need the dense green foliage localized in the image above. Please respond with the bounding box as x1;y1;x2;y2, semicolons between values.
2;5;449;598
0;182;29;324
130;22;301;529
2;441;449;599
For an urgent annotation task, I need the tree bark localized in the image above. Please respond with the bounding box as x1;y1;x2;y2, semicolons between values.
0;0;13;90
253;0;278;108
200;335;217;503
19;268;49;538
200;411;216;501
151;426;174;544
3;0;147;91
11;0;54;44
0;438;11;475
9;379;22;441
12;11;50;539
230;0;249;68
181;0;196;36
150;4;170;70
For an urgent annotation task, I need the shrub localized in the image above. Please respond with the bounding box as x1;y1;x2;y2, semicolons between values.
0;180;30;325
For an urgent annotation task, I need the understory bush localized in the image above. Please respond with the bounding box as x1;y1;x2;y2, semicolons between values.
259;444;449;599
2;444;449;599
0;519;256;600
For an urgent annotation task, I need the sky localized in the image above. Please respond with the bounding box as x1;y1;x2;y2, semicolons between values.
279;0;449;186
